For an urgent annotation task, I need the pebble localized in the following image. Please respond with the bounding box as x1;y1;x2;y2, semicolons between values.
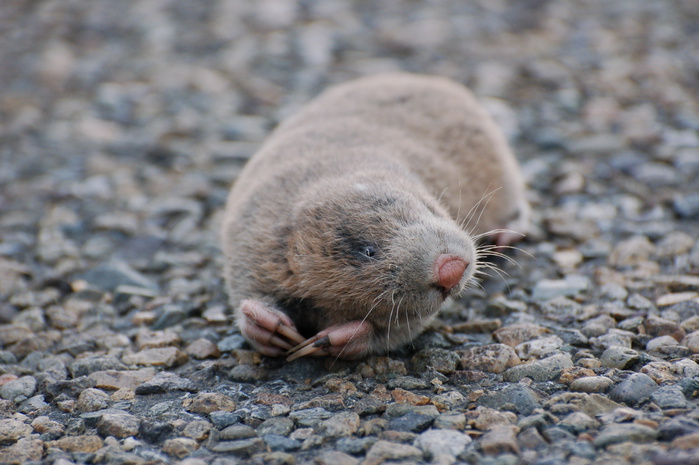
0;438;44;464
320;411;360;437
121;347;188;367
208;437;265;456
365;440;423;462
609;373;659;406
0;375;36;402
593;423;658;447
531;275;590;300
599;346;639;369
89;368;156;391
479;385;541;416
76;388;110;412
503;353;574;382
413;429;472;459
163;437;199;458
49;435;104;453
0;418;32;444
411;348;460;375
288;407;333;428
182;420;212;442
480;425;520;456
515;335;564;359
134;371;198;394
650;385;688;409
184;392;236;414
459;343;521;373
185;338;221;359
263;434;301;452
569;376;614;393
97;411;141;438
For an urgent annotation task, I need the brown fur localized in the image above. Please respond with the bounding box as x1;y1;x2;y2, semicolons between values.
221;73;529;355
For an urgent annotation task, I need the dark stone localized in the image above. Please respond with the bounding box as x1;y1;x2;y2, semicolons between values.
262;434;301;452
135;372;198;395
210;411;244;430
44;377;96;401
609;373;658;406
335;437;376;455
140;419;175;444
387;412;435;433
658;417;699;441
77;260;158;292
69;355;126;378
478;384;541;415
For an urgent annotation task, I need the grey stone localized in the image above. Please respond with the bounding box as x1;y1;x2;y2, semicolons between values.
593;423;658;447
600;346;640;369
134;372;198;394
0;376;36;402
413;429;472;458
387;411;435;433
262;434;301;452
257;417;294;436
657;417;699;441
503;353;573;382
78;260;158;292
609;373;659;406
217;335;246;352
479;385;541;415
569;376;613;393
319;411;360;437
531;275;590;300
70;355;127;378
97;411;141;438
218;425;257;441
288;407;333;427
650;385;688;409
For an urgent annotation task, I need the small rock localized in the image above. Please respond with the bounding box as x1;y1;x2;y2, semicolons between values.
185;338;221;359
581;314;616;338
182;420;211;442
571;394;623;417
31;415;64;437
413;429;472;459
210;411;243;430
320;411;360;438
650;385;688;409
559;411;599;434
70;355;127;377
49;435;103;453
76;388;110;412
0;438;44;464
0;419;32;444
681;330;699;353
208;437;265;456
480;425;520;455
645;315;685;340
569;376;614;393
609;373;659;406
608;235;656;266
0;376;36;402
599;346;639;369
473;407;517;431
135;329;181;349
387;411;435;433
288;407;333;427
78;260;157;292
97;411;141;438
593;423;658;447
185;392;236;414
531;275;590;300
163;437;199;458
478;385;541;415
89;368;157;391
391;388;429;406
647;335;681;351
121;347;188;368
257;417;294;437
411;348;460;375
493;324;549;347
658;417;699;441
459;343;520;373
365;440;423;461
314;451;359;465
218;425;257;441
515;335;564;359
262;433;301;452
134;371;198;394
229;364;268;383
503;353;574;382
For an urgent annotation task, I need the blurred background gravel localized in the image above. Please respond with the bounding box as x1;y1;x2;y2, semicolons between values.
1;1;699;464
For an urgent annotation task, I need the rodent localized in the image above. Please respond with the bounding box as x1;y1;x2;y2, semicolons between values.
220;73;529;360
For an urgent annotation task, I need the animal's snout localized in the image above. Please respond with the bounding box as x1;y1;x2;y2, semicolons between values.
433;254;469;293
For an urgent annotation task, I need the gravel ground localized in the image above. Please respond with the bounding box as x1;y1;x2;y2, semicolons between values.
1;1;699;464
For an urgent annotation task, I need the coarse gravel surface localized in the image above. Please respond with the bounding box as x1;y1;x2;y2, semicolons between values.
1;1;699;464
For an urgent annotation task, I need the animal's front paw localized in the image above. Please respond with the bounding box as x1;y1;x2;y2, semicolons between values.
239;299;305;357
286;320;373;361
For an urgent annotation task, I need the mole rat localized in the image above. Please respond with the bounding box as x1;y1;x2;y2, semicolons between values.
221;73;529;360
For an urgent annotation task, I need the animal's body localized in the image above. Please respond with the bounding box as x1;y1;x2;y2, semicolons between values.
221;73;529;359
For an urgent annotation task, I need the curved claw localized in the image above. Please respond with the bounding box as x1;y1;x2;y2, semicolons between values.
238;300;306;356
285;320;373;361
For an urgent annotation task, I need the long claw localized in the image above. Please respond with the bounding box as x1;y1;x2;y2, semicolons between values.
275;322;306;345
286;336;330;361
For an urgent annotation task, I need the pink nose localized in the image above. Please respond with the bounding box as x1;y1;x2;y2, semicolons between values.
434;254;469;292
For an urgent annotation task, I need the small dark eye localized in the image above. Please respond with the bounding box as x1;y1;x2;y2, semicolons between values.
363;246;376;258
